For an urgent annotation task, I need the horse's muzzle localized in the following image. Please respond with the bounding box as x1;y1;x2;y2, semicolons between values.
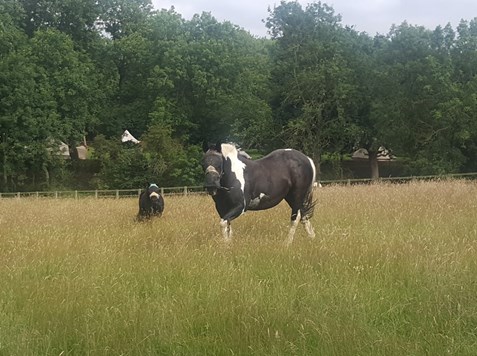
204;182;219;196
206;187;218;196
204;171;221;196
149;192;160;201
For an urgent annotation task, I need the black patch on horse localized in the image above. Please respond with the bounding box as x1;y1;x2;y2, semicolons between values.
137;183;165;221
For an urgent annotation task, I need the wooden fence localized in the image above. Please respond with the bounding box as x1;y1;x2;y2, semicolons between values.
0;186;206;199
1;172;477;199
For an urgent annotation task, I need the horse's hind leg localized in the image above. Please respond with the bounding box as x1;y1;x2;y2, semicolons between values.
286;210;301;246
300;190;316;239
302;217;315;238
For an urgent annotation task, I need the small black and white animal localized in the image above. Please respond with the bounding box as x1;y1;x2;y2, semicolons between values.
137;183;165;221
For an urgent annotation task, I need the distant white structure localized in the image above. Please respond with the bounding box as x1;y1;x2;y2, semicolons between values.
76;144;88;160
58;141;70;159
49;138;88;159
121;130;140;144
352;146;395;161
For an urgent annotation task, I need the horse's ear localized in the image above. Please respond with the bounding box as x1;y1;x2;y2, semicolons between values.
202;141;209;152
215;142;222;153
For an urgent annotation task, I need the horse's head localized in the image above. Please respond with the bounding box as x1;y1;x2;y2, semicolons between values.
202;142;224;196
146;183;161;201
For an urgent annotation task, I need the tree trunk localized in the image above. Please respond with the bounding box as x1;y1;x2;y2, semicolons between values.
2;134;7;190
3;151;6;189
43;165;50;188
69;140;79;160
311;148;321;183
368;150;379;180
314;157;321;182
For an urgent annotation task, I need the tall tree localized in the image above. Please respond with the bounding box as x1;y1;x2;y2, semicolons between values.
369;22;477;175
146;10;273;146
266;1;359;176
98;0;153;40
0;27;104;189
95;1;155;137
14;0;101;47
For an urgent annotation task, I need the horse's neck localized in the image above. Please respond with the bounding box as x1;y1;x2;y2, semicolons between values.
221;156;249;187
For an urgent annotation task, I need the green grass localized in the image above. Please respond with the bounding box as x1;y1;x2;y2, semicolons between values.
1;180;477;355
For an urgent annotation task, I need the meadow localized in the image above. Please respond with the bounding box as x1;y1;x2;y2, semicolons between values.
0;180;476;355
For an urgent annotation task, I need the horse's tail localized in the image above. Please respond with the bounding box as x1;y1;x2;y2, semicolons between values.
301;157;318;220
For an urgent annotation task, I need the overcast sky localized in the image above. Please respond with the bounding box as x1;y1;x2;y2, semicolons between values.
152;0;477;37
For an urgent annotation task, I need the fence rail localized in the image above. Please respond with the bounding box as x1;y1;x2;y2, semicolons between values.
0;185;207;199
320;171;477;186
1;172;477;199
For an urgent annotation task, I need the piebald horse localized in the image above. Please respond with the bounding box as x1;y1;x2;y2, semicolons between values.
202;142;317;245
137;183;165;221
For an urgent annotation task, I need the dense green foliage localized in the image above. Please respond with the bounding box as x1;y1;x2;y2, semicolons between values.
1;0;477;190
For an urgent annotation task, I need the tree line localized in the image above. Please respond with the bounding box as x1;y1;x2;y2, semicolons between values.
1;0;477;191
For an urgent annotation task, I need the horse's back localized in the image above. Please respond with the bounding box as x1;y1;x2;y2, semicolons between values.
260;148;310;162
258;149;315;180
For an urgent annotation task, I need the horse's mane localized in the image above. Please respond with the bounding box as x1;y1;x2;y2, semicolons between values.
220;143;238;157
221;143;251;160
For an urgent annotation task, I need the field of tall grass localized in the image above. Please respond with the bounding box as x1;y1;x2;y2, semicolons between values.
1;180;476;355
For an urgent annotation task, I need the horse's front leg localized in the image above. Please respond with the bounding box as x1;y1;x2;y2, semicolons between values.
219;204;244;241
220;219;232;240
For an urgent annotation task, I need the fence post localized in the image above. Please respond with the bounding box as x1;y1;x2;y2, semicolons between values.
184;186;188;196
75;190;78;199
138;189;141;198
95;190;98;199
161;187;164;195
36;191;39;198
116;190;119;199
55;191;58;199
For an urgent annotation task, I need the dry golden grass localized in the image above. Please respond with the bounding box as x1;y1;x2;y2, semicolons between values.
0;180;477;355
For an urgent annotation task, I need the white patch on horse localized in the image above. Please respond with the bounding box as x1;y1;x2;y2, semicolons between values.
149;191;160;200
221;144;247;210
249;193;268;209
303;219;315;238
220;219;232;241
206;165;219;175
286;210;301;246
307;156;316;188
